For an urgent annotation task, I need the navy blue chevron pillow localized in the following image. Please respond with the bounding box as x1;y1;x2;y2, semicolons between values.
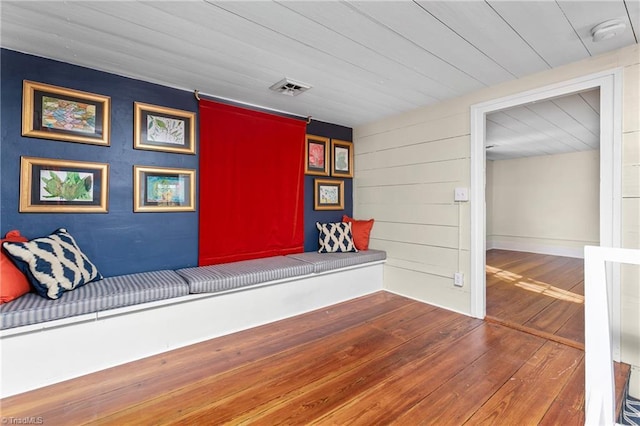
2;228;102;300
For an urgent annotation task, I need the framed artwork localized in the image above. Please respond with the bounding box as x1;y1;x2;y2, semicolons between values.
331;139;354;178
305;134;330;176
22;80;111;146
314;178;344;211
134;102;196;154
134;165;196;212
19;156;109;213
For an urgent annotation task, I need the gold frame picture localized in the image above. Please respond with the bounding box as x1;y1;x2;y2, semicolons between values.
314;178;344;211
20;156;109;213
22;80;111;146
134;165;196;212
134;102;196;155
331;139;354;178
305;134;330;176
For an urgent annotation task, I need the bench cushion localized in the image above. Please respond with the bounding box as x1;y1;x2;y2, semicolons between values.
176;256;314;294
0;270;189;330
286;249;387;273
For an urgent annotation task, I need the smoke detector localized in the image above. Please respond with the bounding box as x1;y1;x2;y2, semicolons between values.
269;78;312;96
591;19;626;42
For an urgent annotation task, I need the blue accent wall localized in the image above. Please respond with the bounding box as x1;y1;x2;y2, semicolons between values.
304;121;353;252
1;49;353;275
0;49;200;277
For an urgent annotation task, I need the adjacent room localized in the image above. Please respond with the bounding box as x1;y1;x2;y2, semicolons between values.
1;1;639;424
485;89;601;348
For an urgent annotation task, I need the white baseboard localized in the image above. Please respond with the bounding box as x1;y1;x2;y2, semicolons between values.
486;238;587;259
0;263;384;398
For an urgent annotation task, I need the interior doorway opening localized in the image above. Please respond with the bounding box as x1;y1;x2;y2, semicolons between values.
470;69;623;360
483;89;600;347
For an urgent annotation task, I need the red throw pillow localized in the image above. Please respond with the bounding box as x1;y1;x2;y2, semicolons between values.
1;230;31;304
342;215;375;251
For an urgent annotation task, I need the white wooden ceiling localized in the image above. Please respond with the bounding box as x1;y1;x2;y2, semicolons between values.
486;88;600;160
1;1;637;137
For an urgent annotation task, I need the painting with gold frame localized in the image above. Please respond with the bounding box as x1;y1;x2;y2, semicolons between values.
314;178;344;211
134;102;196;154
331;139;354;178
22;80;111;146
305;134;330;176
134;165;196;212
20;156;109;213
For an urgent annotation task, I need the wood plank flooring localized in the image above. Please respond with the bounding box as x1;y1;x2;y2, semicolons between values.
486;249;585;349
0;291;629;425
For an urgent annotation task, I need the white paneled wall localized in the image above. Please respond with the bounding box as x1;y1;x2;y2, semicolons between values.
487;150;600;258
354;44;640;388
354;111;472;313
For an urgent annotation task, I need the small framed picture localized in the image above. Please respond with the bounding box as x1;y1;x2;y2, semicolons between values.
134;102;196;155
331;139;354;178
134;165;196;212
19;156;109;213
305;134;330;176
22;80;111;146
314;178;344;211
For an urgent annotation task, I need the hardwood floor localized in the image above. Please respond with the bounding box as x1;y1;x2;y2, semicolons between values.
1;291;629;425
486;249;585;349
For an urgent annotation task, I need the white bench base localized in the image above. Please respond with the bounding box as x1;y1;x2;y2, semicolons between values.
0;262;383;398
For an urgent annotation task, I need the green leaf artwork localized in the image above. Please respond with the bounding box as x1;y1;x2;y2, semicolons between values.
336;151;348;171
41;171;93;201
147;114;185;145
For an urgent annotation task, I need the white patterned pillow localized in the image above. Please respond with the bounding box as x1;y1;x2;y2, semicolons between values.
2;228;102;299
316;222;358;253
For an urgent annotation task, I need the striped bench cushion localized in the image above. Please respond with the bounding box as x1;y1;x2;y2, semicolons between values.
286;249;387;273
176;256;314;294
0;270;189;330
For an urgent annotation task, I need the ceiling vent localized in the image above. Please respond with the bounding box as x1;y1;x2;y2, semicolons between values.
269;78;311;96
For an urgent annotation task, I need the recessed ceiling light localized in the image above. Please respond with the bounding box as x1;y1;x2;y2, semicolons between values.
269;78;312;96
591;19;626;42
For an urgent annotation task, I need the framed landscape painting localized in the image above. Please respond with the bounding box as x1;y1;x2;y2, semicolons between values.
305;134;330;176
314;178;344;211
20;156;109;213
22;80;111;146
134;165;196;212
134;102;196;154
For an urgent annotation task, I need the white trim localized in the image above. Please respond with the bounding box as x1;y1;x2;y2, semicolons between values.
584;246;640;426
470;69;623;360
487;239;587;259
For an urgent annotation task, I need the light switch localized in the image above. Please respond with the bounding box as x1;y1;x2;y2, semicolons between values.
454;187;469;202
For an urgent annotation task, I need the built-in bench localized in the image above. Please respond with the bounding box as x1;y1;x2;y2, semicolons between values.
0;250;386;397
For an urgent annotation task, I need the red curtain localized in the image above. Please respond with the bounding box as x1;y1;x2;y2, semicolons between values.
198;100;306;265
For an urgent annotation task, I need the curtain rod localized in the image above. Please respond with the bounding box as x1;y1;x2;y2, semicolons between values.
194;90;312;124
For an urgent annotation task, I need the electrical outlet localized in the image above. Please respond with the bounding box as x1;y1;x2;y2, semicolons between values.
454;272;464;287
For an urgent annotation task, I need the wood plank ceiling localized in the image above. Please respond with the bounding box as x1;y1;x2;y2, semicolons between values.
1;1;637;157
486;88;600;160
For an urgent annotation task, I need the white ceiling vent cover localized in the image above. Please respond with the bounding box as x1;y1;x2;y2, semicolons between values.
269;78;312;96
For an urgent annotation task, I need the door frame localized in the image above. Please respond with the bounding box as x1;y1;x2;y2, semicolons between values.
469;69;623;360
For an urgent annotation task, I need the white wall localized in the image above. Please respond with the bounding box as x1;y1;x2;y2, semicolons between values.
353;44;639;380
487;150;600;258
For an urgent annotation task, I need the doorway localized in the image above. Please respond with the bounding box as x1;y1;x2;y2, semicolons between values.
469;69;623;359
483;89;600;347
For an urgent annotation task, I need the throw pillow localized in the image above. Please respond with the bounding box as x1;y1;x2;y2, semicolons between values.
2;228;103;300
342;215;375;250
0;230;31;304
316;222;358;253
